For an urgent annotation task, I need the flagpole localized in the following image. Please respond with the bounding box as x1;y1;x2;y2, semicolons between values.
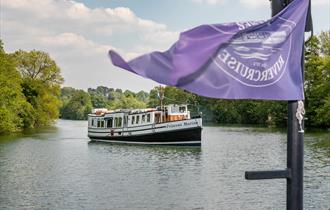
245;1;311;210
285;0;308;209
287;100;304;210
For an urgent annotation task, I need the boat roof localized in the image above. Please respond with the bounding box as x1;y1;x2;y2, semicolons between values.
89;104;188;117
89;108;157;117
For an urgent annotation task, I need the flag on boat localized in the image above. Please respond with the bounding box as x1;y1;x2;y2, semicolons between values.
109;0;310;100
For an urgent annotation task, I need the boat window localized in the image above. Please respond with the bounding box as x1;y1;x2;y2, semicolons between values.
119;117;122;127
136;115;140;124
106;117;113;128
124;116;127;125
147;114;151;122
101;120;104;128
91;119;94;127
97;120;101;127
132;116;135;125
142;115;145;123
115;117;122;127
171;106;180;113
179;106;186;113
155;114;160;123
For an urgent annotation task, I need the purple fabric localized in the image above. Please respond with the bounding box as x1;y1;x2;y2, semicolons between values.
109;0;309;100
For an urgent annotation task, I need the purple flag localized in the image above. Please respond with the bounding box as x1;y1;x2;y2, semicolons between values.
109;0;309;100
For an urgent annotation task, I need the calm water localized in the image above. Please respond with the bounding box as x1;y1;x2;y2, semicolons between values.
0;120;329;210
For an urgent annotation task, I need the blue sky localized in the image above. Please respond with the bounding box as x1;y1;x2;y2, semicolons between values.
1;0;329;92
78;0;329;33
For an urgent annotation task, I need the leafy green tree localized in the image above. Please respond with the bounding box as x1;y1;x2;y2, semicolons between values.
148;86;195;107
211;100;242;124
115;88;122;94
304;35;330;127
148;87;161;108
136;91;149;103
91;94;109;108
61;90;92;120
110;95;146;109
313;55;330;127
124;90;136;98
319;31;330;56
61;87;77;101
14;50;64;86
13;50;64;127
0;41;33;133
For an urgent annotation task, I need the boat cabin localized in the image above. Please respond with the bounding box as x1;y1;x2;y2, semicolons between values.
88;104;190;129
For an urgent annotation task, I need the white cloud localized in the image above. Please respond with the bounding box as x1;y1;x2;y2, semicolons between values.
40;33;115;55
311;0;330;6
192;0;226;4
1;0;179;91
239;0;269;9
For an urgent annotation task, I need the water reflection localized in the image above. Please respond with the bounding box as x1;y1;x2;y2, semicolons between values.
306;131;330;157
88;141;201;155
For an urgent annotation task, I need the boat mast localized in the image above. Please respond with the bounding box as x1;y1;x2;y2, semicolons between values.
159;85;164;123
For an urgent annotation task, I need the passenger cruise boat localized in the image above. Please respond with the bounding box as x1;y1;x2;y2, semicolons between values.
88;104;202;145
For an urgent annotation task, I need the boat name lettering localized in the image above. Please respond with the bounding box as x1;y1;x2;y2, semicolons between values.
166;121;198;128
184;121;198;126
166;123;182;128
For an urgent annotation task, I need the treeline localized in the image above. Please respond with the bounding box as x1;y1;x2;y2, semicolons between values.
57;85;293;127
0;41;63;134
0;31;329;134
60;86;148;120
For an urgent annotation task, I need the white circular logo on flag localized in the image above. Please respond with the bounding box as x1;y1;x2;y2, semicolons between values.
213;19;295;87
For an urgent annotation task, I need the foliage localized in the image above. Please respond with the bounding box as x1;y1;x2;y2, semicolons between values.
304;34;330;128
87;86;148;110
13;50;63;127
319;31;330;56
148;86;288;126
0;43;31;133
14;50;64;86
136;91;149;103
60;90;92;120
60;86;148;120
0;42;61;133
109;95;146;109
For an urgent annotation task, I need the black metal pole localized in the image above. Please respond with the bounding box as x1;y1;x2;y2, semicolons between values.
245;1;311;210
286;0;309;208
287;101;304;210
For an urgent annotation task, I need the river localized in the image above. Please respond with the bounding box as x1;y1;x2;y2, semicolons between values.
0;120;329;210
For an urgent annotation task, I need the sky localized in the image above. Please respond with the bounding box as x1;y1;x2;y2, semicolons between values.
1;0;329;92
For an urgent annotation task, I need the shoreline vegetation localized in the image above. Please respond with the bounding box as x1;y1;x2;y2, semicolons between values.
1;31;329;135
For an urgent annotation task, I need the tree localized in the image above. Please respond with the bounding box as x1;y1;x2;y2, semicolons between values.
91;94;109;108
314;55;330;127
110;94;146;109
124;90;136;98
319;31;330;56
14;50;64;86
61;90;92;120
0;41;33;133
304;34;330;127
13;50;64;127
148;86;195;107
115;88;122;94
136;91;149;103
148;86;162;108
